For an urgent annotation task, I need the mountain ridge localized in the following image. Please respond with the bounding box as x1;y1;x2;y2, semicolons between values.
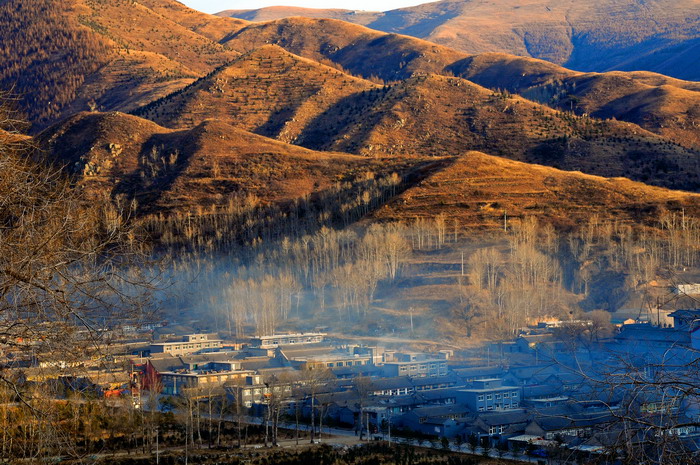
219;0;700;80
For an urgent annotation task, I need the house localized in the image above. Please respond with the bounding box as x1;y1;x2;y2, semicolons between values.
472;410;529;442
370;377;416;396
524;404;615;440
158;360;257;396
401;405;471;426
149;334;222;357
456;379;521;412
401;412;467;438
674;285;700;296
331;364;383;380
522;382;569;408
412;373;464;392
275;344;373;370
249;333;326;348
224;377;292;408
382;359;448;378
615;323;690;347
452;365;506;382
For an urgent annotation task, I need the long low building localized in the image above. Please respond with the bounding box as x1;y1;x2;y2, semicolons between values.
149;334;222;357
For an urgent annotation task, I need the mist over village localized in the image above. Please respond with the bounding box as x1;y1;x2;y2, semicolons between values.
2;0;700;464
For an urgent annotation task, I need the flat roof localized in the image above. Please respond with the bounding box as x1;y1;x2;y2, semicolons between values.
160;370;254;377
459;386;519;393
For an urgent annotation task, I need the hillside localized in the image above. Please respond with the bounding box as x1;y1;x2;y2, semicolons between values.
0;0;242;130
219;0;700;80
130;42;700;192
372;151;700;230
450;54;700;148
294;74;700;191
218;17;700;150
219;17;466;81
134;45;377;142
36;111;406;215
3;0;697;154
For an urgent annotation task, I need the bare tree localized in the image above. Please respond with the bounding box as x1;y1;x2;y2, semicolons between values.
0;107;155;460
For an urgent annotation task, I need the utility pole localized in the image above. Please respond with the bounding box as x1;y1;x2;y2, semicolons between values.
461;251;464;276
387;409;391;442
409;308;414;335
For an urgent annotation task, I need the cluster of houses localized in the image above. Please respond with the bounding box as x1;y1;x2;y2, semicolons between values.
8;308;700;458
128;312;700;457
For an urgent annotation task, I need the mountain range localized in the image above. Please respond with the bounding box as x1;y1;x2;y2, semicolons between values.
219;0;700;80
1;0;699;234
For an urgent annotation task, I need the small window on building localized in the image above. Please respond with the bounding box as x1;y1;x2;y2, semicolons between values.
486;394;492;400
478;395;484;401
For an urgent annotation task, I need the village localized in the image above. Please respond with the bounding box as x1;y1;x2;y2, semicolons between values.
6;304;700;462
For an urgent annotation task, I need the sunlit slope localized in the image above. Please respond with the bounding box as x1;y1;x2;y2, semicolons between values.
294;74;700;191
0;0;241;129
372;151;700;229
36;111;401;215
134;45;378;142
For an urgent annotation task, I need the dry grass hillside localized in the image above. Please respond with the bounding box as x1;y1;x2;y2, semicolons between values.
134;45;378;142
220;17;465;81
0;0;241;130
219;0;700;80
450;54;700;148
218;16;700;151
293;74;700;191
372;151;700;230
3;0;696;155
36;111;405;215
136;0;246;42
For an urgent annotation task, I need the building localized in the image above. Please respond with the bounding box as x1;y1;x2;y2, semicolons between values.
149;334;222;357
668;309;700;330
382;359;448;378
225;377;292;408
158;360;257;395
674;285;700;296
249;333;326;348
456;379;521;412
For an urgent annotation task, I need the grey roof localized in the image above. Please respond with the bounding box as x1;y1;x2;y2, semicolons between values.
524;384;563;399
370;376;415;391
476;410;529;426
530;412;614;432
668;309;700;319
615;325;690;344
412;373;464;387
331;365;382;377
452;366;506;379
408;405;471;419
